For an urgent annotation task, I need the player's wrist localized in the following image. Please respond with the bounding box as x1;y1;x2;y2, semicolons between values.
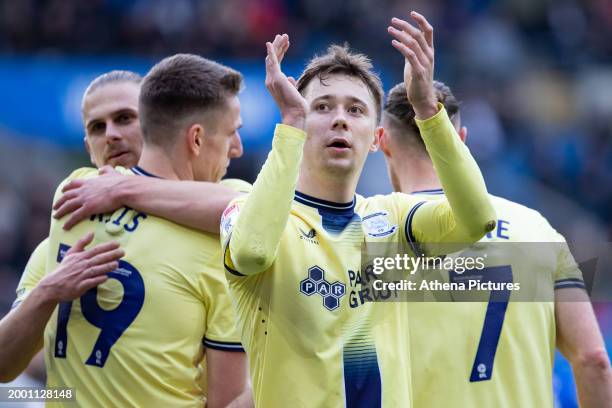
115;175;137;206
31;280;62;308
413;98;439;121
281;109;306;129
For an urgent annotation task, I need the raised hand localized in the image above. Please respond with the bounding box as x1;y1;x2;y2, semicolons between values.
53;166;125;230
388;12;438;120
264;34;308;129
38;232;124;302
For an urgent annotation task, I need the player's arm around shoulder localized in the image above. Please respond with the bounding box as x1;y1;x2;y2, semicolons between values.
53;166;244;233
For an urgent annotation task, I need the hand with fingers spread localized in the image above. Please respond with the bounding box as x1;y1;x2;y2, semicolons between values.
38;232;124;303
264;33;308;129
388;11;438;120
53;166;126;230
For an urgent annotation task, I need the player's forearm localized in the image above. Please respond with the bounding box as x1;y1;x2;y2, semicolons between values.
416;104;495;243
572;349;612;407
229;124;305;274
118;177;239;233
0;286;56;382
556;294;612;407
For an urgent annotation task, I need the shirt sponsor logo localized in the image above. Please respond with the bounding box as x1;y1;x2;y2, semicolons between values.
299;266;346;311
362;211;397;238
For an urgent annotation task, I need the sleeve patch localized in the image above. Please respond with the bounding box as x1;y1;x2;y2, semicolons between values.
221;203;240;236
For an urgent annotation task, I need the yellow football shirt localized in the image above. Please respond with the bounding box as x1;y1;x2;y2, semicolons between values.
222;191;427;407
43;167;243;407
221;106;495;407
405;190;584;408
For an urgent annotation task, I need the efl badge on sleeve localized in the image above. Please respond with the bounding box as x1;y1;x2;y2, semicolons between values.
221;203;240;236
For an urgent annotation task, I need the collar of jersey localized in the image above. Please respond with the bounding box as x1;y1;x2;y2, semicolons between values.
294;191;356;213
411;188;444;195
131;166;162;179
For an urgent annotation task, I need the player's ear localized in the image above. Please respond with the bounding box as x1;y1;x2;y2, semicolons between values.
370;126;382;153
187;123;204;156
378;128;391;157
458;126;467;144
83;137;96;166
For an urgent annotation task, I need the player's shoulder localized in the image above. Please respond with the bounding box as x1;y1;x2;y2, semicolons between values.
51;167;100;204
490;194;562;238
62;166;99;183
358;192;422;212
490;194;546;222
220;178;252;193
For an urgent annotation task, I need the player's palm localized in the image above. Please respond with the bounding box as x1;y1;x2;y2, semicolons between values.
403;57;433;111
265;34;308;129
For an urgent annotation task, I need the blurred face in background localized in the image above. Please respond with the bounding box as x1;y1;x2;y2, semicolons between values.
302;74;381;180
192;95;244;182
82;81;143;168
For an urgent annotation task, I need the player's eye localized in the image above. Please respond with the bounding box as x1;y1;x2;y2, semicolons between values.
89;122;105;134
348;105;364;115
116;114;133;124
316;103;330;112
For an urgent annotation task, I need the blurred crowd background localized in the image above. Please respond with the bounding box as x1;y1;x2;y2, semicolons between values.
0;0;611;406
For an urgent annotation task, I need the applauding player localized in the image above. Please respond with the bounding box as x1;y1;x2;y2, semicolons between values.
220;12;496;407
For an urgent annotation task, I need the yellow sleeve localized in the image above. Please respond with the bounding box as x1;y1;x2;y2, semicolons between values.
409;104;496;255
541;217;585;290
553;240;585;290
12;238;49;309
200;254;244;352
222;124;306;276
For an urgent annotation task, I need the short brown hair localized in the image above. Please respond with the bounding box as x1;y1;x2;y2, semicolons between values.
383;81;460;150
296;44;384;124
139;54;243;146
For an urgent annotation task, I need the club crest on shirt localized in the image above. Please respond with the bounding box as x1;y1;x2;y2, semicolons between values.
362;211;397;238
221;203;240;235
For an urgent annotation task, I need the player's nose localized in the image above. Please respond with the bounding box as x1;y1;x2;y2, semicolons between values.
229;132;243;159
331;109;348;131
105;122;123;141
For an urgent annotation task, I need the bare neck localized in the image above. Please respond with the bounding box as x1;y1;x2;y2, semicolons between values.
296;164;359;204
391;154;441;194
137;145;193;181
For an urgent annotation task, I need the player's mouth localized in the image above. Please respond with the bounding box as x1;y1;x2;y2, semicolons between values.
326;137;352;152
106;150;130;162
